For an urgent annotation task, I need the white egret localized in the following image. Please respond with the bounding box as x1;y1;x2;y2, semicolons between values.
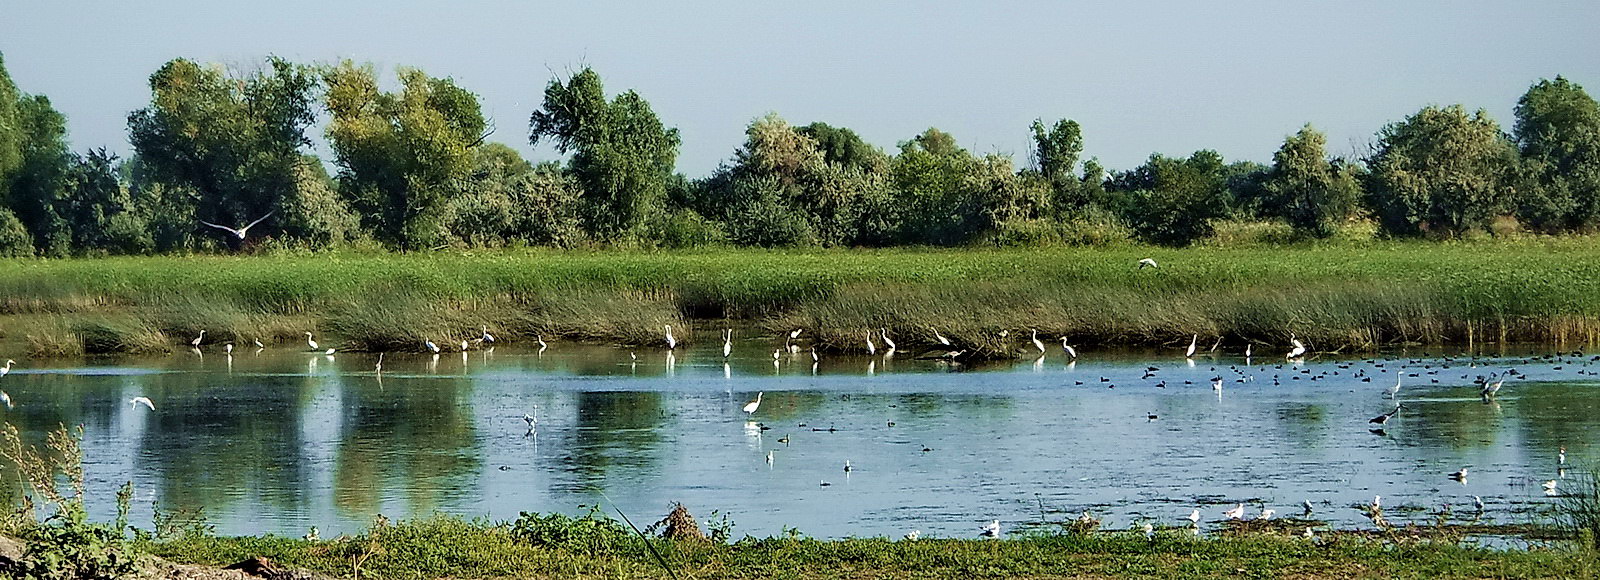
980;519;1001;538
772;349;781;360
129;397;155;411
223;342;233;354
1543;480;1558;494
190;330;206;348
304;332;319;351
1559;447;1566;466
537;335;549;353
880;328;896;351
743;392;763;416
664;325;677;350
1223;504;1245;520
1287;337;1307;359
1385;374;1401;399
1480;375;1505;399
932;328;951;346
1060;337;1077;359
1185;334;1197;358
425;340;440;354
0;359;13;377
722;329;732;358
198;210;275;241
0;390;11;409
375;353;384;374
1030;329;1046;354
253;339;265;349
865;333;876;355
1137;258;1158;269
811;347;819;362
460;340;470;352
481;326;495;343
1257;509;1275;521
324;348;336;355
1245;343;1252;358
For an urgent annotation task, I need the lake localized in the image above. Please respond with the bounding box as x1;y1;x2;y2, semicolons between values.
0;338;1592;539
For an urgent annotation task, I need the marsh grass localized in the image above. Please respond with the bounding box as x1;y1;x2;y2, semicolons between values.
6;241;1600;355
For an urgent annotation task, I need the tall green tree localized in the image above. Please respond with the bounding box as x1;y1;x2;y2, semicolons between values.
0;52;22;181
1111;150;1228;246
5;93;71;255
1262;125;1361;238
1365;105;1519;237
324;61;487;249
59;148;149;254
893;128;1041;245
1513;76;1600;231
529;68;680;241
128;57;317;249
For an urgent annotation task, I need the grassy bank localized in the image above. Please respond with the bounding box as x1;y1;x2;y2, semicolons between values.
137;514;1596;579
4;238;1600;357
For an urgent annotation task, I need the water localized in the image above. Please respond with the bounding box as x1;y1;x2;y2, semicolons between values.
0;340;1593;539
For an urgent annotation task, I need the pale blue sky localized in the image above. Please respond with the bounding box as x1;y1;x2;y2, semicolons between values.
3;1;1597;175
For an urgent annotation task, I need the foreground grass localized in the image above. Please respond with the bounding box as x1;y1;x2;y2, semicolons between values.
5;238;1600;355
141;515;1596;579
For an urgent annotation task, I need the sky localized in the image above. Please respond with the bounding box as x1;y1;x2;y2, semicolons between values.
3;1;1598;177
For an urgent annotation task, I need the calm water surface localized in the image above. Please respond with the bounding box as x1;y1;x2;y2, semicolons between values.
0;339;1594;539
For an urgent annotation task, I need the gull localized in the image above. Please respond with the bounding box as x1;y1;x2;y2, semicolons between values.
1223;504;1245;520
1060;337;1077;359
1185;334;1197;358
979;520;1001;538
1138;258;1158;269
425;340;440;354
199;210;275;241
743;392;763;416
0;390;11;409
1473;496;1485;512
1448;467;1468;482
129;397;155;411
0;359;12;377
1030;329;1046;354
190;330;206;348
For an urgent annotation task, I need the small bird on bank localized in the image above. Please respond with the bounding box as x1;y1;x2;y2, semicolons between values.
904;530;920;541
1138;258;1158;269
129;397;155;411
1257;509;1275;521
980;520;1001;538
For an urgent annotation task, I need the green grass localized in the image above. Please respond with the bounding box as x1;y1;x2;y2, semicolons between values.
139;514;1597;579
5;238;1600;355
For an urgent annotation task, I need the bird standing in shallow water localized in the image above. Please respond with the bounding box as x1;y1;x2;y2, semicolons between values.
1030;329;1046;354
880;328;896;351
1060;337;1077;359
191;330;205;348
1185;334;1197;358
1370;404;1402;425
743;392;763;416
304;332;318;351
664;325;677;350
1223;504;1245;520
1386;374;1401;399
980;520;1000;538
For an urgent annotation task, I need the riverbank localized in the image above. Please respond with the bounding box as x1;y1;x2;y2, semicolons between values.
3;240;1600;358
124;515;1600;579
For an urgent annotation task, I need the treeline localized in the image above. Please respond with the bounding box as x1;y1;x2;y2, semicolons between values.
1;52;1598;256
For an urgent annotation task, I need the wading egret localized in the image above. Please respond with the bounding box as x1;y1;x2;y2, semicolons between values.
460;340;470;352
811;347;819;362
1187;509;1201;525
199;210;275;241
1138;258;1158;269
425;340;439;353
0;391;11;409
1185;334;1197;359
538;335;549;352
880;328;896;351
253;339;265;349
375;353;384;374
1060;337;1077;359
1031;329;1046;354
1480;375;1505;399
129;397;155;411
865;333;876;355
191;330;206;348
743;392;763;416
664;325;677;350
1287;337;1307;359
1386;374;1401;399
0;359;13;377
932;328;951;346
980;520;1000;538
1223;504;1245;520
481;326;495;343
304;332;318;351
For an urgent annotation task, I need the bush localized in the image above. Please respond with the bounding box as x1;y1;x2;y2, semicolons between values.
509;508;634;556
0;208;33;257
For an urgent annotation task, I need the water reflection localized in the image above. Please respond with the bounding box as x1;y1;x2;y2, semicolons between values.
0;343;1594;539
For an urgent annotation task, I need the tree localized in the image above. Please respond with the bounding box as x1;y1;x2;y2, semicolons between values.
5;93;71;255
325;61;488;249
128;57;318;249
798;122;884;171
893;128;1040;245
529;68;680;241
1365;105;1519;237
1111;151;1228;246
58;148;149;254
0;52;22;181
1513;76;1600;231
1262;125;1361;238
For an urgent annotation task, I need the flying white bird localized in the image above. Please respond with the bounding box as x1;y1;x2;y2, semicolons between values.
129;397;155;411
1060;337;1077;359
304;332;319;351
199;210;275;241
190;330;206;348
743;392;763;416
1031;329;1046;354
1137;258;1158;269
980;519;1001;538
1223;504;1245;520
1185;334;1197;358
